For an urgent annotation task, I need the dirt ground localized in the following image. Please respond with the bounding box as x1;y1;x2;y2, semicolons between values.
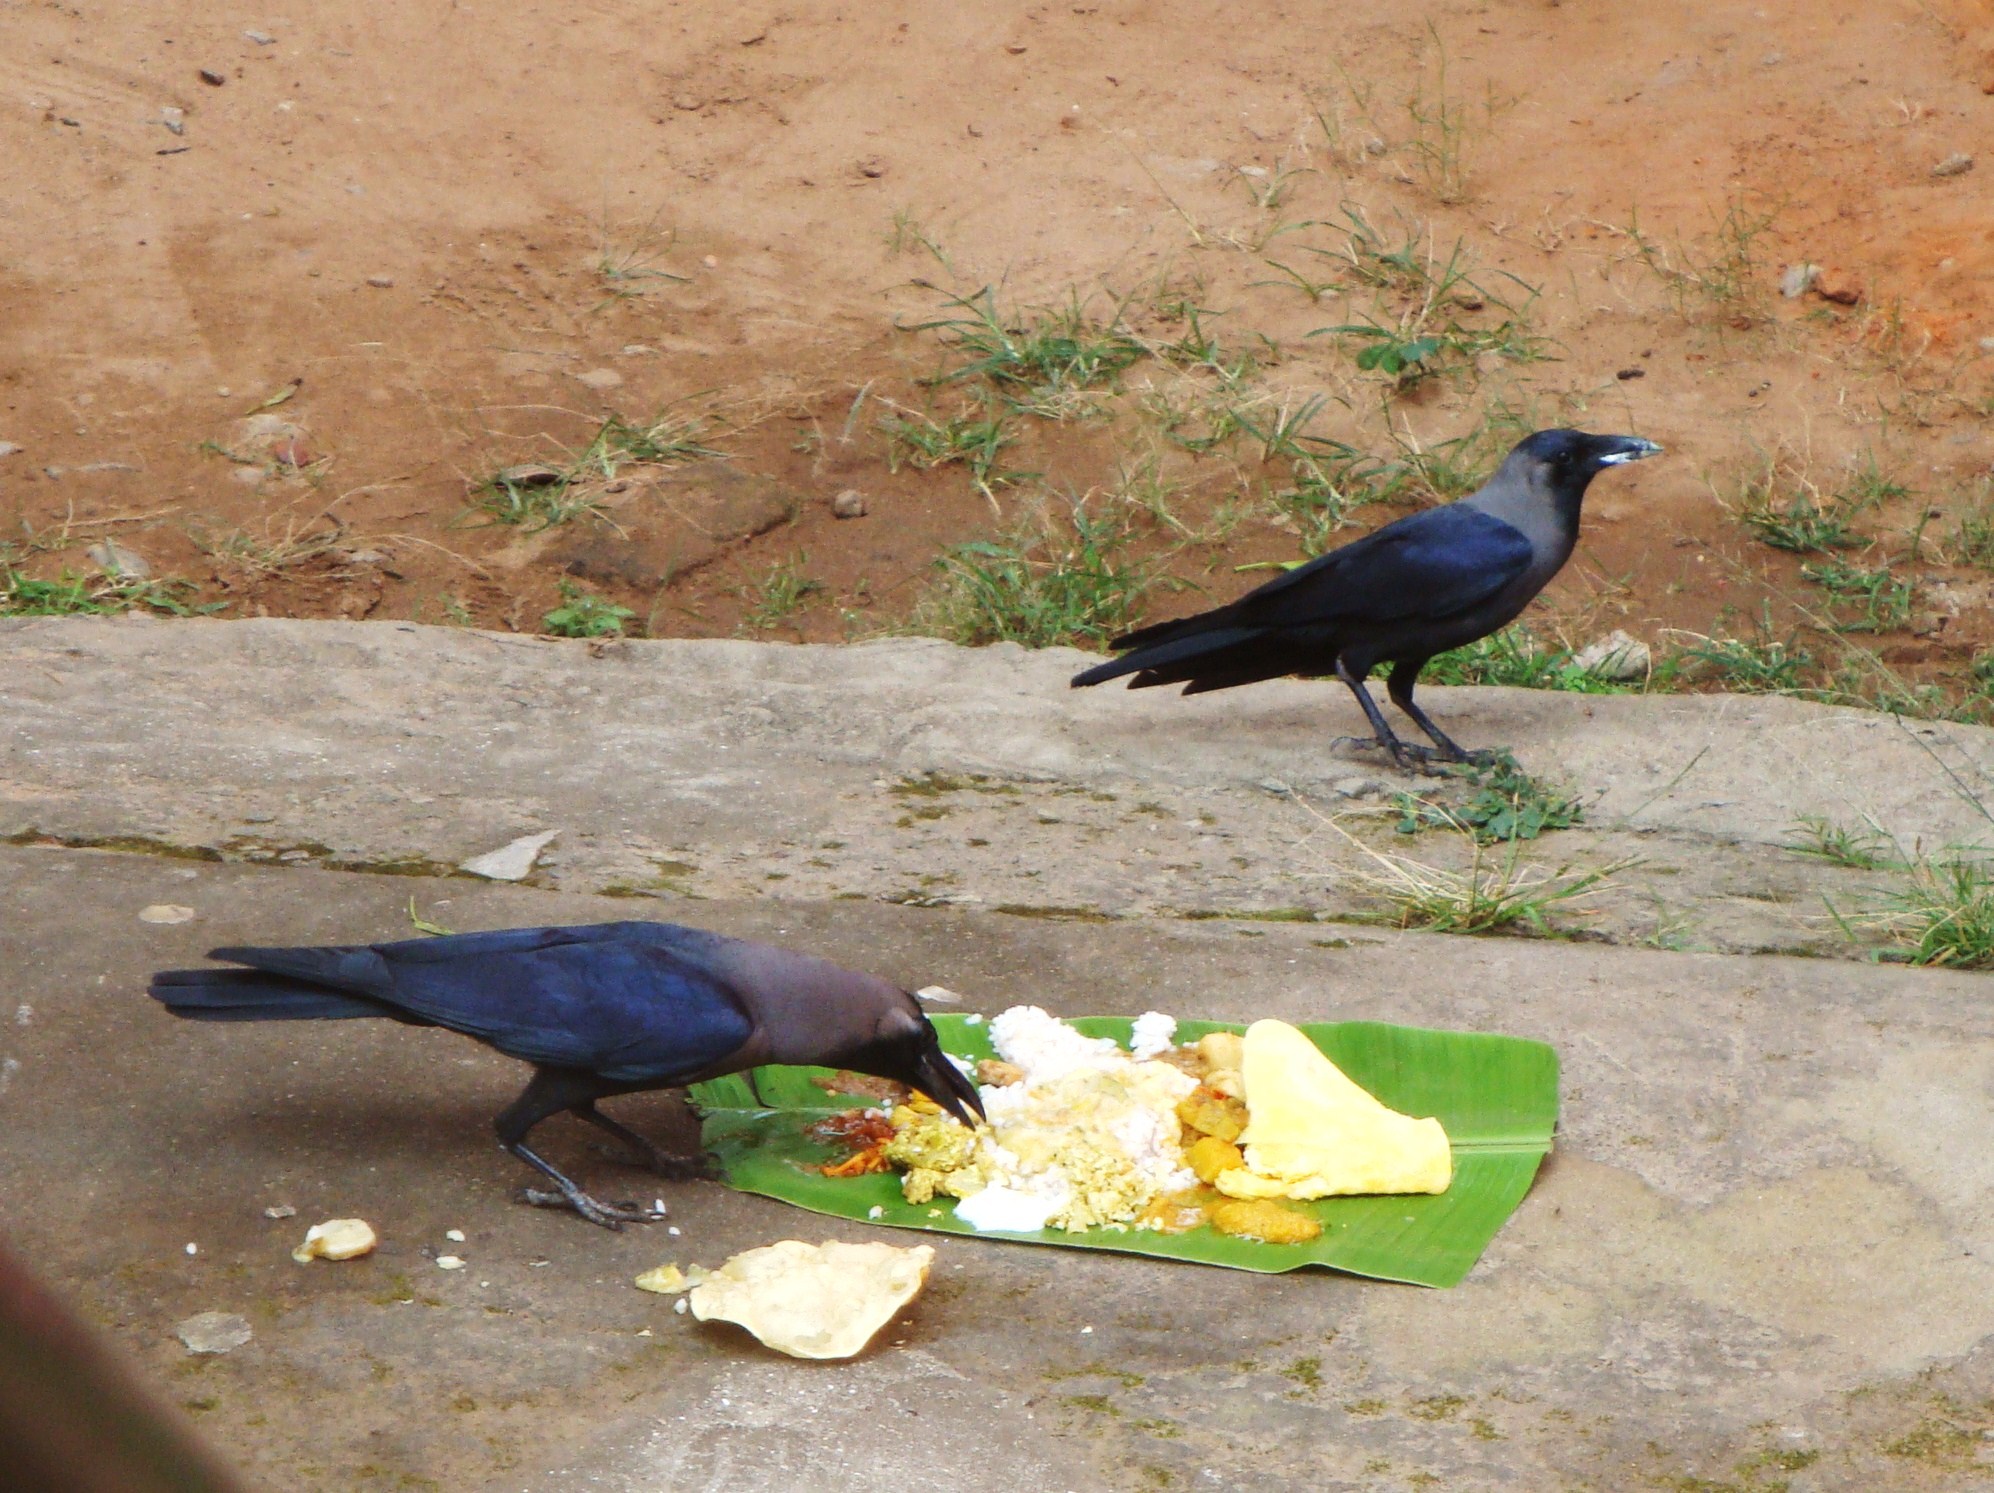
3;0;1992;679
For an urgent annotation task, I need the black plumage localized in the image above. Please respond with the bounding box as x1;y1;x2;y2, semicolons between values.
1072;428;1661;767
151;921;982;1228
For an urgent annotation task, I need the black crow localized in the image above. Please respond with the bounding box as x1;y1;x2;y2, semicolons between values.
151;921;984;1229
1071;428;1661;768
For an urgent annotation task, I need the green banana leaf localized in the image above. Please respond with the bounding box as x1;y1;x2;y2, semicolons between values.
689;1016;1558;1288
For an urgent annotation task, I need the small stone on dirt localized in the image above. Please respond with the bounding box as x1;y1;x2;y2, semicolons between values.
1932;152;1974;178
263;1204;297;1219
1572;629;1652;680
365;274;394;288
831;488;867;519
576;367;624;391
86;541;150;580
1779;263;1820;298
1332;777;1381;798
494;463;564;489
0;442;20;459
244;30;275;44
855;156;887;178
139;904;195;925
199;68;226;86
1615;367;1645;380
460;829;560;881
1810;266;1862;305
176;1312;253;1355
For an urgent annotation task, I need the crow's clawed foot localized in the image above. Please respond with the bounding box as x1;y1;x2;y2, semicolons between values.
1383;742;1459;776
519;1186;666;1231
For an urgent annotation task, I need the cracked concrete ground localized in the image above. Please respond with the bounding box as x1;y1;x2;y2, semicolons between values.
2;618;1993;1490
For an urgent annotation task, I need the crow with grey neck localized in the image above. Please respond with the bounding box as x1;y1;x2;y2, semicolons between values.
150;922;983;1228
1071;429;1661;769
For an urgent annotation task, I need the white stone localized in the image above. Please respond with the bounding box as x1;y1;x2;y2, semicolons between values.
459;830;559;881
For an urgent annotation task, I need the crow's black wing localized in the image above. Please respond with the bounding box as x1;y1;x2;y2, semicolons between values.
1211;504;1534;632
1073;505;1534;690
211;925;755;1084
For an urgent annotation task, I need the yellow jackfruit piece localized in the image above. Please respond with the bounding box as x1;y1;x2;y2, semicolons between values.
1215;1019;1451;1198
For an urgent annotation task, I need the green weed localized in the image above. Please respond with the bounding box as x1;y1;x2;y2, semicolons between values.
0;567;217;617
886;208;951;268
1674;610;1812;692
1349;837;1628;936
739;554;823;632
541;581;634;639
1402;26;1508;204
1784;814;1896;870
1736;479;1863;553
912;502;1154;649
1392;751;1584;843
188;516;345;580
1945;480;1994;566
879;401;1024;497
1848;856;1994;969
593;209;688;303
1626;192;1778;325
907;286;1146;407
1800;558;1914;633
1423;627;1626;692
471;413;720;530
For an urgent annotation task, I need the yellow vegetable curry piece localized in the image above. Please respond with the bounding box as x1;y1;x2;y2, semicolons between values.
1215;1019;1452;1199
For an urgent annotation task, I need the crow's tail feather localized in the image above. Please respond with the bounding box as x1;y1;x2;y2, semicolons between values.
149;968;387;1022
1070;624;1266;690
205;944;394;997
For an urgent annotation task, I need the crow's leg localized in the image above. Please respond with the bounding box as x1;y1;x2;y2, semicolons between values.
1334;659;1424;773
572;1100;715;1182
495;1068;665;1230
1385;660;1491;765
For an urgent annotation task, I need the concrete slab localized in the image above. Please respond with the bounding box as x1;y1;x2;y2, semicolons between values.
3;845;1992;1490
9;617;1994;958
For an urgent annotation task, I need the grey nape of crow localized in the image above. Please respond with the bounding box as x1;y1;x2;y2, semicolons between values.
1071;428;1662;769
150;921;984;1229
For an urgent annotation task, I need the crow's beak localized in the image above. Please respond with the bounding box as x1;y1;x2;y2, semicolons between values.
1596;435;1663;466
910;1039;986;1128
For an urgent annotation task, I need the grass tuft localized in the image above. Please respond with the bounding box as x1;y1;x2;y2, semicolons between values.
541;580;634;639
470;413;720;530
739;554;823;633
1;565;217;617
1784;814;1897;871
907;287;1146;409
911;501;1155;649
1391;751;1584;843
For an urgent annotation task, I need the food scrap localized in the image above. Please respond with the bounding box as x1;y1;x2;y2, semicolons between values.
811;1008;1454;1242
677;1239;934;1359
1213;1020;1452;1199
808;1108;897;1177
290;1217;377;1263
634;1262;710;1295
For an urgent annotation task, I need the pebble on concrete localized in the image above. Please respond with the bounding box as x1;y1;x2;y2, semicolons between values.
176;1312;253;1355
459;830;560;882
